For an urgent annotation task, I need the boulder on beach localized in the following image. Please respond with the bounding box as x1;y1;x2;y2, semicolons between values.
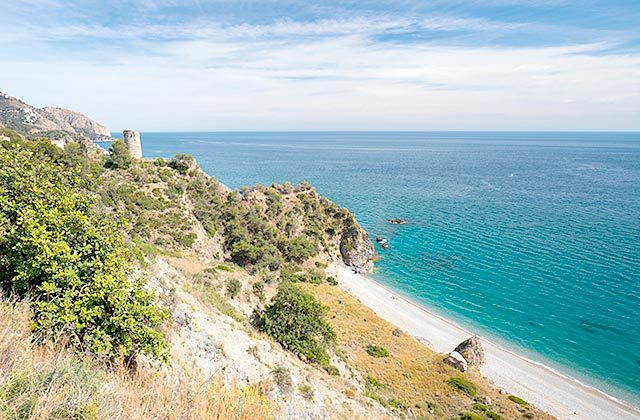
443;351;468;372
454;336;485;367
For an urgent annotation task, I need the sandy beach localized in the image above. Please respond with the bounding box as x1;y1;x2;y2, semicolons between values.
330;264;640;420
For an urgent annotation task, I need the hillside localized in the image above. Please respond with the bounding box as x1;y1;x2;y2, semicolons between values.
0;95;553;419
0;91;112;147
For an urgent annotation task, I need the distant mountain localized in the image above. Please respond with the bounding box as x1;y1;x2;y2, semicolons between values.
0;91;113;146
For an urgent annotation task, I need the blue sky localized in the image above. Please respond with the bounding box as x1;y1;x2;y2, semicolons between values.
1;0;639;130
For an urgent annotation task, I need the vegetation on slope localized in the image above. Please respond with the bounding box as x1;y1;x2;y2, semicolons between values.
0;300;278;419
256;282;336;367
0;139;167;362
0;133;552;419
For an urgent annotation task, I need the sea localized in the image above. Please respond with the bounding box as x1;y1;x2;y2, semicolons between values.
104;131;640;407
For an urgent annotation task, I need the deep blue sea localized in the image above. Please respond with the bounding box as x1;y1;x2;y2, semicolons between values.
106;132;640;406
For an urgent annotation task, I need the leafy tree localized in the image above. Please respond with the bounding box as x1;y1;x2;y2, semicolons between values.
104;139;132;169
0;141;167;362
256;282;335;366
169;154;195;175
284;236;317;261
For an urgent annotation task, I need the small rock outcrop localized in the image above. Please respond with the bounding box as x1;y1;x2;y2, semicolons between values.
387;218;407;225
454;336;485;367
443;351;468;372
340;225;377;273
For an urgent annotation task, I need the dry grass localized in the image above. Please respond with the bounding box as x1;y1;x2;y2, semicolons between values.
302;283;553;419
0;300;279;420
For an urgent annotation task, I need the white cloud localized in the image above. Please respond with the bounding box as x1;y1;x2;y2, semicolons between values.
1;16;639;130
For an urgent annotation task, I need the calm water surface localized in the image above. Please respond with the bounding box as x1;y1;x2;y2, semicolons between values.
108;132;640;405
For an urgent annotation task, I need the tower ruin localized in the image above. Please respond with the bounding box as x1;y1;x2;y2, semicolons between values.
123;130;142;159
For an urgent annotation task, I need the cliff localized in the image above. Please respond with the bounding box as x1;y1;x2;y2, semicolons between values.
0;91;112;147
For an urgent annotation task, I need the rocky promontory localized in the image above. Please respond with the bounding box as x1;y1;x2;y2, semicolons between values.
0;91;112;147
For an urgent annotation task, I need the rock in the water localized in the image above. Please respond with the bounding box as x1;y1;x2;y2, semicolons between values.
387;218;407;225
454;336;485;367
443;351;468;372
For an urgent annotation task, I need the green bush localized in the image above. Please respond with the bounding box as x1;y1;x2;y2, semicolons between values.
366;344;390;358
169;154;195;175
388;398;407;410
508;395;528;406
325;365;340;376
104;139;132;169
448;376;477;396
366;375;383;389
0;141;168;362
284;236;317;261
256;283;335;366
299;384;314;400
459;413;483;420
226;278;242;298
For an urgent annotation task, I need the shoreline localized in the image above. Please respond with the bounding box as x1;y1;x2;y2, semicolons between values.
330;264;640;420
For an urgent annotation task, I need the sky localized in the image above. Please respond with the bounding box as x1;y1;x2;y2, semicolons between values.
1;0;639;131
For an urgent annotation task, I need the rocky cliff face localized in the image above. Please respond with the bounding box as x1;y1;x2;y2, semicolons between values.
340;224;377;272
41;106;112;141
0;92;112;145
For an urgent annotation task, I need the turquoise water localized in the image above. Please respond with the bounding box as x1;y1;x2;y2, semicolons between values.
110;132;640;405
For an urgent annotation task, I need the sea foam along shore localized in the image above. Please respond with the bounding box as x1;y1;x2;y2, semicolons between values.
329;264;640;420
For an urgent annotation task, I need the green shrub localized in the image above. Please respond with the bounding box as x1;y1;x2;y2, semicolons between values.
256;283;335;366
486;411;501;420
168;154;195;175
388;398;407;410
104;139;132;169
226;278;242;298
0;141;168;362
299;384;314;400
284;236;317;261
296;269;326;284
327;276;338;286
459;413;483;420
325;365;340;376
216;264;233;272
252;281;265;302
448;377;477;396
366;375;383;389
366;344;390;358
508;395;528;406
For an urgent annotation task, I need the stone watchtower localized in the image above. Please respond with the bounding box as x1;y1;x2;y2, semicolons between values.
123;130;142;159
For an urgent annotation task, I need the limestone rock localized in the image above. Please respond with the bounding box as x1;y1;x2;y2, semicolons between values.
454;336;485;367
0;91;111;151
339;224;377;273
443;351;468;372
41;106;112;141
